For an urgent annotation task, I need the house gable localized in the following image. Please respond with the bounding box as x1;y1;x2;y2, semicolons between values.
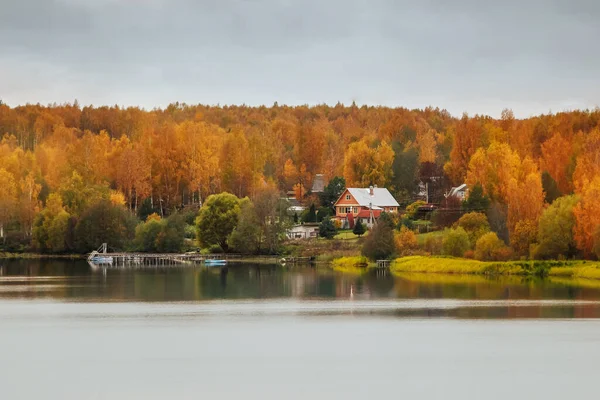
334;189;359;207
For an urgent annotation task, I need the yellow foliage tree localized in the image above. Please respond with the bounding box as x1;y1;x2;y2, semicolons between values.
573;176;600;257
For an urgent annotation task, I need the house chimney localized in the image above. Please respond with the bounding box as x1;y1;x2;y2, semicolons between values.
369;185;374;196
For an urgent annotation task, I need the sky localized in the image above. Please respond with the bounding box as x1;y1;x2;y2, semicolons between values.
1;0;599;118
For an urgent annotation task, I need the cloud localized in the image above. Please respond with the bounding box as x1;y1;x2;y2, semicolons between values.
1;0;599;117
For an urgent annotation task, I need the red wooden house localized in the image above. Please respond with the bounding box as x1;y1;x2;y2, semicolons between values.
334;186;399;228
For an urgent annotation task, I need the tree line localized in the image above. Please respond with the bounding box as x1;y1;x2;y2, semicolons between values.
1;102;600;258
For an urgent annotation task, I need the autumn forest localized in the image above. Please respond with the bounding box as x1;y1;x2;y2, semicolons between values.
1;101;600;259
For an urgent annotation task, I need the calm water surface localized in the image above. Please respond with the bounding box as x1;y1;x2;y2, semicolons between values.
1;260;599;399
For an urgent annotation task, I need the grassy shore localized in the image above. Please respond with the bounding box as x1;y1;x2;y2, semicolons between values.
391;256;600;280
331;256;371;274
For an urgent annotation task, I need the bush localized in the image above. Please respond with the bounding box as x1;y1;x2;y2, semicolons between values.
475;232;512;261
456;212;490;246
442;227;470;257
395;226;418;256
362;222;396;260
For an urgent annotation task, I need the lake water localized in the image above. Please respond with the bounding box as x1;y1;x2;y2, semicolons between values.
1;260;600;399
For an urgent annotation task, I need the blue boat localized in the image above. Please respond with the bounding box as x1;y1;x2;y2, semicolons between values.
204;259;227;266
91;256;113;264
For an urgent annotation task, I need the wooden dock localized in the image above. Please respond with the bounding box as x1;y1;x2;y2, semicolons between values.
87;244;241;267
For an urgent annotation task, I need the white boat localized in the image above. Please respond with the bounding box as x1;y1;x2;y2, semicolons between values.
91;256;113;264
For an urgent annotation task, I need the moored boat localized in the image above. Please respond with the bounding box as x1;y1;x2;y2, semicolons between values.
204;259;227;266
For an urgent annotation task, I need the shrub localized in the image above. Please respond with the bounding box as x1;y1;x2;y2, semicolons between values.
442;227;470;257
475;232;512;261
362;222;396;260
395;226;418;256
456;212;490;246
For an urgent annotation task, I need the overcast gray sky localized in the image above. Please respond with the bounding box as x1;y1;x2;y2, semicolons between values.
1;0;599;117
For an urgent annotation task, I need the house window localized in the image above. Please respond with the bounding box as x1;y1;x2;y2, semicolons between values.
353;207;358;213
345;207;352;214
345;194;351;200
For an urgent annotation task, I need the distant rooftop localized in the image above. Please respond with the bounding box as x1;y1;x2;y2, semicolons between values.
311;174;325;193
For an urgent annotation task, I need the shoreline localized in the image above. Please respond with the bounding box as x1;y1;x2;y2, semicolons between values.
0;253;86;260
390;256;600;280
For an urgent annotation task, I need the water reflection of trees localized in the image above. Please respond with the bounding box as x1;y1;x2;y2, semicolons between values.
3;261;600;316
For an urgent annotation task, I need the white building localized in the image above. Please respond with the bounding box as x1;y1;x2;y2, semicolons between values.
286;223;320;239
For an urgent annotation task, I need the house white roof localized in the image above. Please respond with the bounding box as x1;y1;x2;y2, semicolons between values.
346;188;399;207
449;184;468;197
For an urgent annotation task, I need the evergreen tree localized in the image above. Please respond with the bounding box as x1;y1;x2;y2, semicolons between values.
352;219;366;237
319;176;346;211
319;218;337;239
462;183;490;212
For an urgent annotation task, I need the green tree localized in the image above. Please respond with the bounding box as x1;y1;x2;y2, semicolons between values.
442;227;470;257
457;212;490;246
361;222;396;260
229;198;260;253
378;212;395;229
316;206;331;222
462;183;490;212
133;218;162;252
195;192;241;252
352;219;366;237
535;195;580;259
302;203;317;223
319;218;337;239
254;188;289;254
155;213;186;252
319;176;346;211
75;200;137;252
